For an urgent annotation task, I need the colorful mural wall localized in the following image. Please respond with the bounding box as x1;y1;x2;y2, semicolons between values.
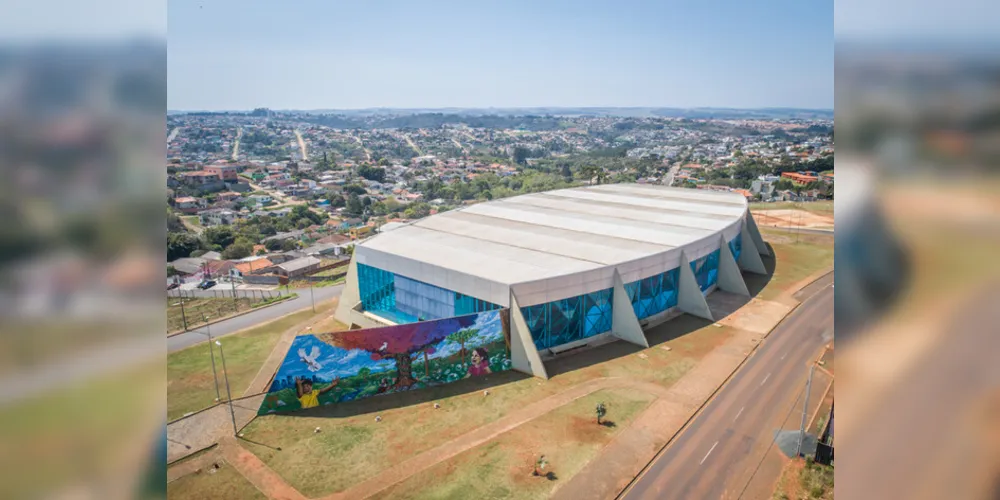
258;309;510;415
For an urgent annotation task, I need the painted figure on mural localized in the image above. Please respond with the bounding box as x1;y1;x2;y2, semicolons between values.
465;348;492;378
295;376;339;409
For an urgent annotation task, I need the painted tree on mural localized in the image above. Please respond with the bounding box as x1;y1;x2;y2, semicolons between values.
447;328;479;366
317;315;477;390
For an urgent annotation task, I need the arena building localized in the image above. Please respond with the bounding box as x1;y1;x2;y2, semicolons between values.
334;183;769;378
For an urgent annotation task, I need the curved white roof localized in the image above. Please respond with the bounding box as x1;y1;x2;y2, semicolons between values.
355;184;747;306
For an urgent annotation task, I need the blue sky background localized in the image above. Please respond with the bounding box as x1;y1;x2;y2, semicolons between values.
271;310;503;384
168;0;833;110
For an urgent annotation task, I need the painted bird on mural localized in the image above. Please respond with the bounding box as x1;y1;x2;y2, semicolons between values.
298;346;323;372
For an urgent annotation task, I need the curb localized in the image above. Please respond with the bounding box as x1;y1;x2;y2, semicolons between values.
167;443;219;468
615;272;828;498
167;391;267;426
167;294;298;337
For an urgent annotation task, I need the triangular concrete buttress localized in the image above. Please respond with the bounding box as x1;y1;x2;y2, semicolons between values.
677;250;714;321
508;292;549;379
611;269;650;348
739;220;768;274
718;235;751;296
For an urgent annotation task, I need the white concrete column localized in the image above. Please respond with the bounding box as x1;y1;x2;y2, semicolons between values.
718;235;751;296
610;269;649;348
739;220;768;274
334;254;362;325
745;212;771;256
508;292;549;379
677;250;714;321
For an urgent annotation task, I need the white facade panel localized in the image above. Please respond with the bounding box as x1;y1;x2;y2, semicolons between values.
355;184;753;308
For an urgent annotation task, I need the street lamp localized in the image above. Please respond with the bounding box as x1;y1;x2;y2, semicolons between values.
216;340;239;437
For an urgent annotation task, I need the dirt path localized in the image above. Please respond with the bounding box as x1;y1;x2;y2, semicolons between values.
180;216;204;235
402;133;422;156
347;132;371;161
220;437;308;500
294;129;308;160
232;127;243;160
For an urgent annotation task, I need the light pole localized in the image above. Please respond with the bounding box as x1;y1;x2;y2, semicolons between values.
204;316;221;402
216;340;239;437
797;364;816;457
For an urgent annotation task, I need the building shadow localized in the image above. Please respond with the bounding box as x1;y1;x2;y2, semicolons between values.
546;247;776;378
282;369;533;419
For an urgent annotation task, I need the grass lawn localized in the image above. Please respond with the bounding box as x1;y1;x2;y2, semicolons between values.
750;200;833;215
168;462;266;500
772;458;834;500
180;215;203;228
167;303;334;421
756;229;834;301
372;388;655;500
240;321;731;497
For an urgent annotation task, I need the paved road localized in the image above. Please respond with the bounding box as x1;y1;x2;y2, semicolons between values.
622;284;833;500
168;284;343;353
759;225;834;236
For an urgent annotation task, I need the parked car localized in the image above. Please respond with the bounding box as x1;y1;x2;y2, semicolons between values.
198;280;217;290
167;282;180;290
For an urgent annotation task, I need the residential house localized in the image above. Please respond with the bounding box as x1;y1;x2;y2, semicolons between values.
301;243;341;257
200;251;223;261
205;164;239;181
276;256;322;278
199;208;237;226
169;257;206;277
233;258;276;277
349;225;373;240
173;196;206;214
781;172;819;185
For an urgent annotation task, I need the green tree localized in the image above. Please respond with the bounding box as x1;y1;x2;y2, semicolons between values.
596;402;607;425
167;232;201;261
203;226;236;249
345;194;364;216
222;237;255;259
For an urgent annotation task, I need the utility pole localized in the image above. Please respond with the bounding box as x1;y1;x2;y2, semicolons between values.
310;284;315;313
174;298;188;331
216;340;239;436
797;364;816;457
204;317;221;402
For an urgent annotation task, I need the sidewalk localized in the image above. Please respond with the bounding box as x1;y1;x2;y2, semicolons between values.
168;300;340;464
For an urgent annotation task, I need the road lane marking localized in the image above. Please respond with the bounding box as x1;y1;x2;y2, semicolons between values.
780;352;787;360
700;441;719;465
733;406;745;422
760;373;771;386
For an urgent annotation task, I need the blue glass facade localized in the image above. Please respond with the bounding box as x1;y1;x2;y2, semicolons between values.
357;263;500;322
728;233;742;262
357;263;396;313
520;288;613;350
690;249;721;293
395;274;454;321
455;293;503;316
624;268;680;320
